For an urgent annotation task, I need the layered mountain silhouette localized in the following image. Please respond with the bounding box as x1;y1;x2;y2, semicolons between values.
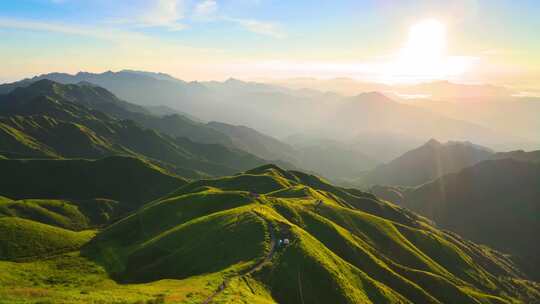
0;80;269;178
412;98;540;144
271;78;516;99
359;139;494;186
291;138;379;180
1;70;530;152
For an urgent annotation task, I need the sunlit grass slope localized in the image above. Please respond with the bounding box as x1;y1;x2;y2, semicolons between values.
83;164;539;304
0;198;119;230
0;217;94;260
0;252;230;304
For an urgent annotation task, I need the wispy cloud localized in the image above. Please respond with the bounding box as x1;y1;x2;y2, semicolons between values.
192;0;218;21
190;0;285;38
224;17;285;38
109;0;187;31
3;0;284;40
0;17;150;43
0;16;227;56
137;0;186;31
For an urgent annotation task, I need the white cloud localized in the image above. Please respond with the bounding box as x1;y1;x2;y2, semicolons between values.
0;17;150;43
224;17;285;38
110;0;186;31
190;0;285;38
139;0;186;30
193;0;218;21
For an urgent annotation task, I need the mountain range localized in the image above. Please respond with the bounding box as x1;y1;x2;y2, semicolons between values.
358;139;495;187
3;70;536;153
0;79;270;179
409;98;540;143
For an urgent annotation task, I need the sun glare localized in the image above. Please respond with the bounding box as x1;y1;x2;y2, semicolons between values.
402;19;446;63
383;19;473;84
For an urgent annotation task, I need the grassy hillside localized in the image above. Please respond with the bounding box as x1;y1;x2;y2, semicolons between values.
0;252;238;304
0;217;94;260
0;156;185;210
82;164;539;304
0;198;119;230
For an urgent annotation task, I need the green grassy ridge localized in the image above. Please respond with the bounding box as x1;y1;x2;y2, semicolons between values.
0;198;119;230
83;165;538;303
85;205;269;283
5;115;117;158
168;174;295;198
286;168;423;227
0;217;95;260
88;190;255;257
311;203;506;291
0;156;185;209
274;209;442;304
266;200;522;304
122;208;267;282
0;113;219;179
257;224;410;304
0;119;59;158
7;79;239;154
171;165;418;228
440;231;525;279
0;196;13;203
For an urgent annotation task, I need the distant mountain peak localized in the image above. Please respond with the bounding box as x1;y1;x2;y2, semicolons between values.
28;78;57;87
424;138;442;147
353;91;395;103
224;77;245;85
77;81;99;87
118;70;182;82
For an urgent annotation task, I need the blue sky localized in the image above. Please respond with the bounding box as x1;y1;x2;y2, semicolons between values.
0;0;539;87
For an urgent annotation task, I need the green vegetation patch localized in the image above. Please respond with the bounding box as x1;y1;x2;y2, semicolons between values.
0;198;119;230
0;217;95;260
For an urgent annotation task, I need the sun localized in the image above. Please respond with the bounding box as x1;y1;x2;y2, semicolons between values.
402;19;447;63
383;19;473;84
